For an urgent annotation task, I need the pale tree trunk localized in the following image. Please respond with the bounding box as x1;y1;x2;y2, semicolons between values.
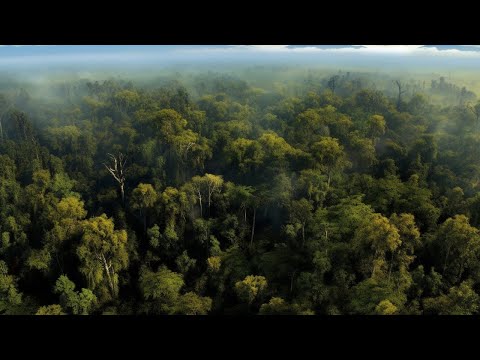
104;153;127;207
198;191;203;218
208;187;212;210
120;184;125;205
101;254;116;297
250;208;256;247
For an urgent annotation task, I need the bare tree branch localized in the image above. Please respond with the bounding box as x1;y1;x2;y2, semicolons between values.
104;152;127;204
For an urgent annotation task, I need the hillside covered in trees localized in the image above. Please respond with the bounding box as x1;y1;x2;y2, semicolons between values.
2;65;480;315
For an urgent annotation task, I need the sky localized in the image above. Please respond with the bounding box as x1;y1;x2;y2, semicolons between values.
1;45;480;72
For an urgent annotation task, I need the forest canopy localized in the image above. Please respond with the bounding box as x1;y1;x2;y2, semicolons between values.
1;64;480;315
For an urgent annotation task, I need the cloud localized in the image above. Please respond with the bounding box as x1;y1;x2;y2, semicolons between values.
421;45;480;52
287;45;366;49
231;45;480;57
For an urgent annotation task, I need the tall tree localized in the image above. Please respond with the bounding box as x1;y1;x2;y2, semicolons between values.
104;152;127;205
77;214;129;298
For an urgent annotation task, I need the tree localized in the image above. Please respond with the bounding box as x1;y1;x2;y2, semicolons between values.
467;101;480;131
288;198;313;247
187;174;224;217
35;196;88;273
374;299;398;315
131;183;158;233
394;80;406;110
258;131;301;172
139;265;184;314
175;292;212;315
224;182;255;224
207;256;222;273
160;186;189;245
296;169;328;207
349;278;403;315
353;213;401;279
54;275;97;315
423;280;479;315
311;137;350;188
293;109;329;145
176;251;197;275
35;304;66;315
224;138;264;174
367;114;386;144
327;75;340;94
77;214;129;298
235;275;268;305
434;215;480;284
388;213;421;288
0;261;23;314
259;297;302;315
104;152;127;205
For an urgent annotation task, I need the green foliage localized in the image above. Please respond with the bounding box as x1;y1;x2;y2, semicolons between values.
374;300;398;315
139;265;185;314
175;292;212;315
235;275;268;305
423;281;479;315
0;260;23;314
176;251;197;274
54;275;97;315
2;66;480;315
131;183;158;212
77;214;129;299
36;304;66;315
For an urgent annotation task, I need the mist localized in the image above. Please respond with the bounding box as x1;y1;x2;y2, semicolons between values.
3;45;480;315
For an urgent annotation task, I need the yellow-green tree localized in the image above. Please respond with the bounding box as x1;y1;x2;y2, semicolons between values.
77;214;129;299
353;213;401;280
235;275;268;305
311;137;350;188
131;183;158;233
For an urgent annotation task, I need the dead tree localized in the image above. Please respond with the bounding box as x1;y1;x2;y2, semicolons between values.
394;80;406;110
104;152;127;205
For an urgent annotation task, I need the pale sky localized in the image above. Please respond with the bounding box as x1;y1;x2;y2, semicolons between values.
1;45;479;69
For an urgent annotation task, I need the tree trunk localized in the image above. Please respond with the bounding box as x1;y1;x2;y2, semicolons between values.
250;208;256;247
101;254;115;297
198;191;203;218
208;190;211;212
120;184;125;206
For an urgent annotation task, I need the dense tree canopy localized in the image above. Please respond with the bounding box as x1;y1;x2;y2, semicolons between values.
1;66;480;315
